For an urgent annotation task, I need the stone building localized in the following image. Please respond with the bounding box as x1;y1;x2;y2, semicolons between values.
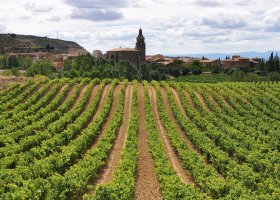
107;28;146;67
223;55;260;68
92;50;105;58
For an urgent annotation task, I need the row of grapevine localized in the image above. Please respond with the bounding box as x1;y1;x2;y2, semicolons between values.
0;79;278;199
169;82;279;198
142;81;208;200
87;81;138;200
0;80;35;105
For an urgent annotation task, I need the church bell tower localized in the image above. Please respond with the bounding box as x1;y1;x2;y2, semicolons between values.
135;28;146;63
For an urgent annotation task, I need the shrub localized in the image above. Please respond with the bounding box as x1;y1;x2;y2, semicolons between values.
192;68;202;75
182;68;190;76
212;67;221;74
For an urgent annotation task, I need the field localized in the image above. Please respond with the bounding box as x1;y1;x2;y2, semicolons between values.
0;78;279;200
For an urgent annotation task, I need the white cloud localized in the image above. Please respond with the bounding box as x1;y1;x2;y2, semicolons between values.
48;16;62;22
64;0;128;8
25;2;53;12
0;24;6;32
263;7;280;32
70;8;123;21
199;10;250;29
193;0;222;7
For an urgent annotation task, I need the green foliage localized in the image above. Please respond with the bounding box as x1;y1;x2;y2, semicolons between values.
212;66;221;74
0;79;279;199
192;68;202;75
182;68;190;75
270;72;280;82
7;55;19;69
17;56;33;69
191;60;202;70
264;52;280;72
26;59;54;77
172;58;183;65
61;55;139;81
169;68;181;77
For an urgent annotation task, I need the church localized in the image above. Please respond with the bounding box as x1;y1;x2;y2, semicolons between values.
107;28;146;68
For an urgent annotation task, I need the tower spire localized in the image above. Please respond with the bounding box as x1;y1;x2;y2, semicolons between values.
139;27;142;35
136;28;146;63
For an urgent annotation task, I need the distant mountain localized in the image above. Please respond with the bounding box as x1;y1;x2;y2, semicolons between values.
167;51;280;60
0;33;88;54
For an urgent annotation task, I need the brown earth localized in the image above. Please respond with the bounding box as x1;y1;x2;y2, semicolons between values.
70;85;113;168
220;95;233;109
58;84;78;110
0;76;29;89
170;87;191;120
134;84;163;200
184;91;198;112
91;84;111;120
170;87;224;178
149;86;193;185
88;84;120;151
160;87;208;166
69;84;88;111
84;84;100;111
94;84;133;187
194;91;212;113
208;94;221;109
80;85;121;195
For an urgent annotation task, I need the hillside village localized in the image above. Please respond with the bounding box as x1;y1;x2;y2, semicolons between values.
0;31;263;71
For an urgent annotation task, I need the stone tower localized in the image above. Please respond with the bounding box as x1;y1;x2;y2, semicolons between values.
135;28;146;63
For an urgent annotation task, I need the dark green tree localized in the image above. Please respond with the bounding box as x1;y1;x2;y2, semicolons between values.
7;56;19;69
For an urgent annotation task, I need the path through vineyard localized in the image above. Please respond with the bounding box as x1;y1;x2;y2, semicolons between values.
135;84;162;200
95;84;133;186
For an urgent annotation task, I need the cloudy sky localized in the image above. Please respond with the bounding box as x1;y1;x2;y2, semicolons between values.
0;0;279;55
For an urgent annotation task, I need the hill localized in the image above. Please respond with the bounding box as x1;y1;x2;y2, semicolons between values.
0;33;88;54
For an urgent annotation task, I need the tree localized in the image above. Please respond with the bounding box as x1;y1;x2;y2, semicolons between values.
7;56;19;69
0;55;6;69
11;67;20;77
63;58;72;71
191;60;202;71
231;70;245;82
170;68;180;77
18;56;33;69
140;63;151;81
192;68;202;75
182;68;190;76
150;70;161;80
271;72;280;82
26;59;54;77
172;59;183;65
69;68;79;78
212;67;221;74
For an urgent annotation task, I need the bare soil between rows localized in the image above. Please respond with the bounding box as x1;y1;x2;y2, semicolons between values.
134;84;162;200
95;84;133;187
149;86;193;185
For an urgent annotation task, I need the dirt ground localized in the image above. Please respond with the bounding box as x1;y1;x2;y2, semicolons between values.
0;76;30;90
134;84;163;200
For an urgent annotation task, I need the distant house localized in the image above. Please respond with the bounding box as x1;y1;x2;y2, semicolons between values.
7;52;53;61
199;59;221;68
53;56;64;68
92;50;105;58
7;49;85;68
223;55;260;68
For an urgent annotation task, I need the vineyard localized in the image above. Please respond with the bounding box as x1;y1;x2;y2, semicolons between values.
0;78;279;200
